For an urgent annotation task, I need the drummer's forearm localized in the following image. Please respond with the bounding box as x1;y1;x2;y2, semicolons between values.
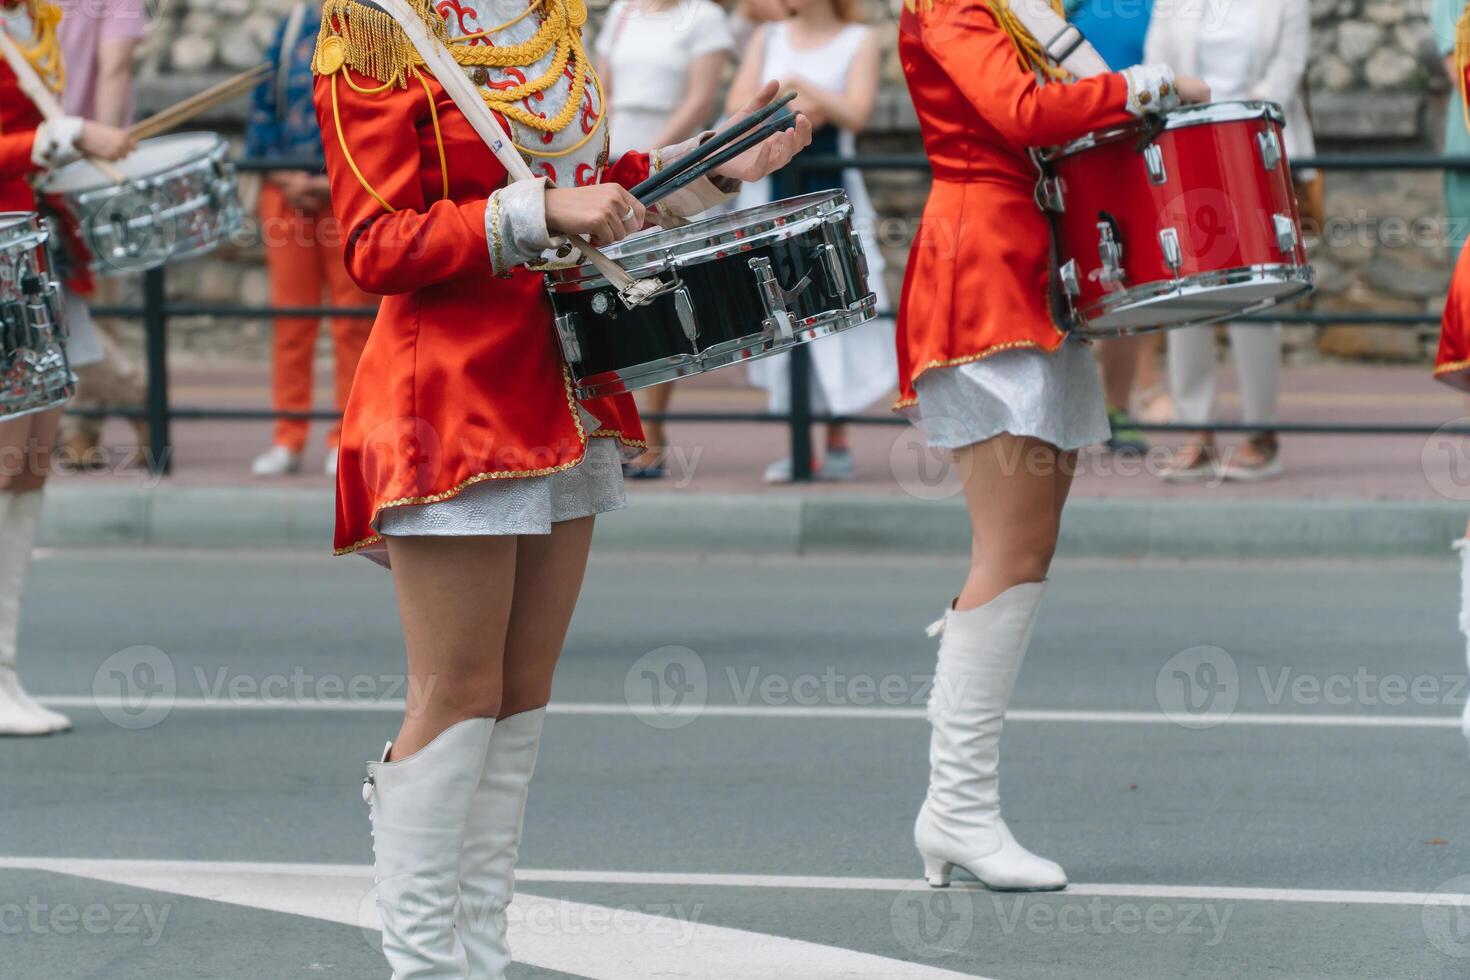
93;39;140;128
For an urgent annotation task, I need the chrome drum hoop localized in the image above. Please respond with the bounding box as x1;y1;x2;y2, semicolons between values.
41;132;243;277
546;190;855;292
0;214;75;421
1069;264;1315;339
1039;101;1288;164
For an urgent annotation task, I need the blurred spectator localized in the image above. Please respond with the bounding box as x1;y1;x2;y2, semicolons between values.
728;0;895;482
727;0;785;56
246;1;376;478
1067;0;1155;456
1146;0;1313;482
596;0;735;478
1437;0;1470;256
56;0;150;467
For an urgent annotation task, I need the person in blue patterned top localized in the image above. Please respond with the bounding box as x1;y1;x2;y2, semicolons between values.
246;1;377;480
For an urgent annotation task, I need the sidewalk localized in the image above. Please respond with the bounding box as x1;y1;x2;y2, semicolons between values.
39;359;1470;557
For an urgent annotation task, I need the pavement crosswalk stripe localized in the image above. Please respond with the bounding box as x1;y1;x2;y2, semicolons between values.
0;858;983;979
1;858;1464;908
36;696;1464;728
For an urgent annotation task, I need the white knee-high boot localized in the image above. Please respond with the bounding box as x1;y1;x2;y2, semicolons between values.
914;581;1067;892
0;490;71;736
364;717;495;979
1455;540;1470;752
459;707;546;979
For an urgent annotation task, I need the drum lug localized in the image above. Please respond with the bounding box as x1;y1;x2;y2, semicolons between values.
1036;176;1067;213
553;311;582;366
1059;259;1080;298
1097;221;1125;286
749;257;812;344
673;286;699;346
1273;213;1299;256
818;241;850;301
1143;143;1167;186
1258;130;1282;172
1158;227;1184;275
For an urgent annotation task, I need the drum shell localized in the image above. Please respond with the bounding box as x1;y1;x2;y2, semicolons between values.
0;213;74;421
1042;104;1311;335
39;132;243;278
546;193;876;400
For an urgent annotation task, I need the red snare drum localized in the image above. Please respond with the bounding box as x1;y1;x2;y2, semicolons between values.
1037;101;1313;337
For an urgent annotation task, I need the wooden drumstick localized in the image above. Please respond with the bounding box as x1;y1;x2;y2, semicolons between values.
129;64;273;142
0;29;128;184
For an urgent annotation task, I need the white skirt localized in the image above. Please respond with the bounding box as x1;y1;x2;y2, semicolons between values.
62;287;103;369
375;436;627;540
908;340;1110;453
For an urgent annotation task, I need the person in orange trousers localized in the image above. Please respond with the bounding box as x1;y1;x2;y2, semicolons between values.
247;1;377;477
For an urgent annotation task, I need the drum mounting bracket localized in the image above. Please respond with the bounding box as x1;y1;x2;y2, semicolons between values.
749;257;812;343
1258;130;1282;172
553;312;582;366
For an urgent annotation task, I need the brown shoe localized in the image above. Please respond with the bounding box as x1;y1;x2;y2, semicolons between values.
59;431;104;471
1159;443;1220;483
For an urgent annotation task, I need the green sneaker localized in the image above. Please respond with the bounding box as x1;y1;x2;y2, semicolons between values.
1106;407;1149;456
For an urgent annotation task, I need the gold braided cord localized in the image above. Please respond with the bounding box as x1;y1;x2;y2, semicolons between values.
1458;5;1470;135
313;0;604;152
16;0;65;95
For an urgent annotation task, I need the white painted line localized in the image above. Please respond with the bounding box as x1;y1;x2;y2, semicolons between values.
1;858;1461;909
0;857;982;980
36;696;1464;729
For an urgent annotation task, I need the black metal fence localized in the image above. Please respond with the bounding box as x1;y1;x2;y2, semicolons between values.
79;153;1470;480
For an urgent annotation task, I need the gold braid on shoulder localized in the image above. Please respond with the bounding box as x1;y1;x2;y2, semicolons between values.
313;0;597;139
903;0;1069;82
17;0;65;95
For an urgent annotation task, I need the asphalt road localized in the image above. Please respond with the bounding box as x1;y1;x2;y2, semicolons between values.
2;549;1469;980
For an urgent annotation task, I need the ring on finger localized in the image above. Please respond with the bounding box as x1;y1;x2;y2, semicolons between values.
622;206;636;223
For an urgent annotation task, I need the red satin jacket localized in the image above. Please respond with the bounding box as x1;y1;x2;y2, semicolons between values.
314;33;650;557
895;0;1134;408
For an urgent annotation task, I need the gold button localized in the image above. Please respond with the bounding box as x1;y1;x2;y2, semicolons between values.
1139;91;1152;106
1160;82;1172;97
471;67;490;86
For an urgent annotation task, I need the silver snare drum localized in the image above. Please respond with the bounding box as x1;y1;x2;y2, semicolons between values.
544;191;877;401
0;213;73;421
39;132;243;278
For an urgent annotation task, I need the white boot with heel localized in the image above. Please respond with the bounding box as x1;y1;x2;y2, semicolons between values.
914;581;1067;892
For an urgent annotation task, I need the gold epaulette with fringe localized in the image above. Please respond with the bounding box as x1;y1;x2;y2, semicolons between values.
11;0;66;96
904;0;1069;82
313;0;440;88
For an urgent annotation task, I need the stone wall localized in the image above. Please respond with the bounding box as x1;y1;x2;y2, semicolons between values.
117;0;1460;363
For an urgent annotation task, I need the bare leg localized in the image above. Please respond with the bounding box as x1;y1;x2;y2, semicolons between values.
0;408;59;493
953;434;1072;609
500;516;596;717
385;534;518;759
632;383;675;469
1096;337;1140;413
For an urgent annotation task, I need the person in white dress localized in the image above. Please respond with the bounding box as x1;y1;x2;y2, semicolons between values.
596;0;735;477
1145;0;1313;482
727;0;896;482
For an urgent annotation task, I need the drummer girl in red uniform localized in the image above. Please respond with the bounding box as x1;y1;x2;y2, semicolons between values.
896;0;1208;890
309;0;809;973
1436;6;1470;755
0;0;133;737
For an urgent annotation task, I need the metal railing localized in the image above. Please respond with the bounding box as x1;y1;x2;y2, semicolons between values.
76;153;1470;479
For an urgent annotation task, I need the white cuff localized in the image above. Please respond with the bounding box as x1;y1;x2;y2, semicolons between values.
32;116;83;169
1122;64;1181;118
486;177;553;276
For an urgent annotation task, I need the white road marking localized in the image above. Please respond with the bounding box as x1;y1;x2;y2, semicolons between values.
1;857;1462;909
0;857;982;980
36;696;1464;729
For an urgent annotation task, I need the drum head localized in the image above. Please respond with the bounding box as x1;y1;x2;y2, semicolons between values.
1081;268;1313;336
547;191;852;288
1041;101;1286;163
43;133;227;194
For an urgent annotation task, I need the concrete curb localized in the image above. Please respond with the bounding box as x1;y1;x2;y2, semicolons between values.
38;485;1470;559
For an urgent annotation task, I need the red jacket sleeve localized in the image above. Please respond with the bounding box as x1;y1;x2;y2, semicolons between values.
314;69;505;296
0;129;39;183
602;149;651;190
919;1;1133;148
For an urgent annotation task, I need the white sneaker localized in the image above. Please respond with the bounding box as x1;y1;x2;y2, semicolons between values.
251;445;302;478
0;669;69;735
325;448;339;478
